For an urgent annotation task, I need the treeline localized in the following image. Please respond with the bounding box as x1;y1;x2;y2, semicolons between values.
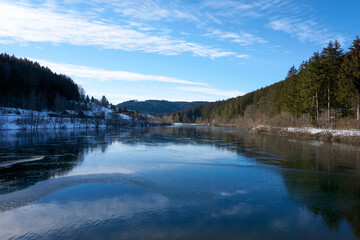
0;53;80;110
118;100;209;115
166;36;360;129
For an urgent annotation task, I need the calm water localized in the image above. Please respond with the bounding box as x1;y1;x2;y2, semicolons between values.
1;126;360;239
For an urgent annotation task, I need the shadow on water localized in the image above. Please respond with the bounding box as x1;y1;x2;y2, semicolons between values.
1;126;360;237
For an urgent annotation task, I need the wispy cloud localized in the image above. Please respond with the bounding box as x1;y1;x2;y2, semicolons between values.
0;1;235;59
202;0;346;45
205;29;267;47
100;0;199;22
0;0;347;59
24;58;243;102
30;59;205;85
269;18;347;44
201;0;261;19
236;54;249;59
177;86;243;98
201;0;291;19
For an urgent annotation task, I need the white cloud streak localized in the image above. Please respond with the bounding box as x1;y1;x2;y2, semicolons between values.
0;1;235;59
102;0;199;22
205;29;267;46
24;58;244;102
0;0;346;58
201;0;289;20
269;18;347;44
177;86;243;98
30;59;205;85
236;54;249;59
202;0;346;45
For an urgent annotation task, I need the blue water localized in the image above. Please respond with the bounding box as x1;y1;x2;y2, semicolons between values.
0;126;359;239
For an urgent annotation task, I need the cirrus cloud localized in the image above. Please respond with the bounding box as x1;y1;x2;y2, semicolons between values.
177;86;243;98
30;59;206;85
0;1;235;59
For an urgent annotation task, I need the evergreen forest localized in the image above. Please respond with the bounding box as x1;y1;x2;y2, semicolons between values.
165;37;360;129
117;100;209;115
0;53;81;110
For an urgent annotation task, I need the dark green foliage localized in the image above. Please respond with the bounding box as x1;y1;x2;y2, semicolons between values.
169;37;360;125
0;53;80;110
337;37;360;125
117;100;209;115
167;88;271;124
337;37;360;107
101;95;109;107
321;41;344;116
298;52;322;117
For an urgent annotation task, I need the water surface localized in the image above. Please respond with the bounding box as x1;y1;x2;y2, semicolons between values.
1;126;360;239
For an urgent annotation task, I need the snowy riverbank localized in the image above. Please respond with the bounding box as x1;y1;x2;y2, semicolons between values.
251;125;360;144
0;106;158;130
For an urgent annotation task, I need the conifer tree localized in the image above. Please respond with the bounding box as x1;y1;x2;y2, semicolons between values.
281;66;303;115
299;52;323;123
337;36;360;128
321;40;344;124
101;95;109;107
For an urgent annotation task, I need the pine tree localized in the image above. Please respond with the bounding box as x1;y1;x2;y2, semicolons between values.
101;95;109;107
337;36;360;128
299;52;323;123
55;93;65;112
321;40;344;125
281;66;303;115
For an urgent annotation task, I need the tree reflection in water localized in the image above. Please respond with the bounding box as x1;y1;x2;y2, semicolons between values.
1;126;360;236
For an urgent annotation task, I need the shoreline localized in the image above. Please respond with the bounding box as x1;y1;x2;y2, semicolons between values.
0;107;164;130
250;125;360;145
173;123;360;145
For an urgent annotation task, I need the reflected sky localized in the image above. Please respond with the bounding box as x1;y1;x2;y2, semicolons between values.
64;142;252;177
1;127;360;239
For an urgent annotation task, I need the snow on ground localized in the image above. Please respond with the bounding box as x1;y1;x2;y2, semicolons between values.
252;124;360;137
0;106;133;130
285;127;360;137
120;114;132;120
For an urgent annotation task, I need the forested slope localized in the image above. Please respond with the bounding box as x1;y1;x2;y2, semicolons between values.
0;53;80;110
165;37;360;129
117;100;209;115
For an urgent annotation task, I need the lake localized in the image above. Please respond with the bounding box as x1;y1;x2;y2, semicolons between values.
1;126;360;239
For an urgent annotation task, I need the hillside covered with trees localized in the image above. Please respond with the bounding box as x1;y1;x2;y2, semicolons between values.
165;37;360;129
117;100;209;115
0;53;81;111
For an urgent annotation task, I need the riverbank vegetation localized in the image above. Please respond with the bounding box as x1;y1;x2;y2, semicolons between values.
164;37;360;130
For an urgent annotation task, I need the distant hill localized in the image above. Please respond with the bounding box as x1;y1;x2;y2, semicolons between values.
117;100;209;115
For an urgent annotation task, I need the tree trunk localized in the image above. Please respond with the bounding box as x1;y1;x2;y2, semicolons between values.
316;90;319;126
357;93;360;129
328;78;331;127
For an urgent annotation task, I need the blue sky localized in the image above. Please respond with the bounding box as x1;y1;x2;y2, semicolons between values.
0;0;358;104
